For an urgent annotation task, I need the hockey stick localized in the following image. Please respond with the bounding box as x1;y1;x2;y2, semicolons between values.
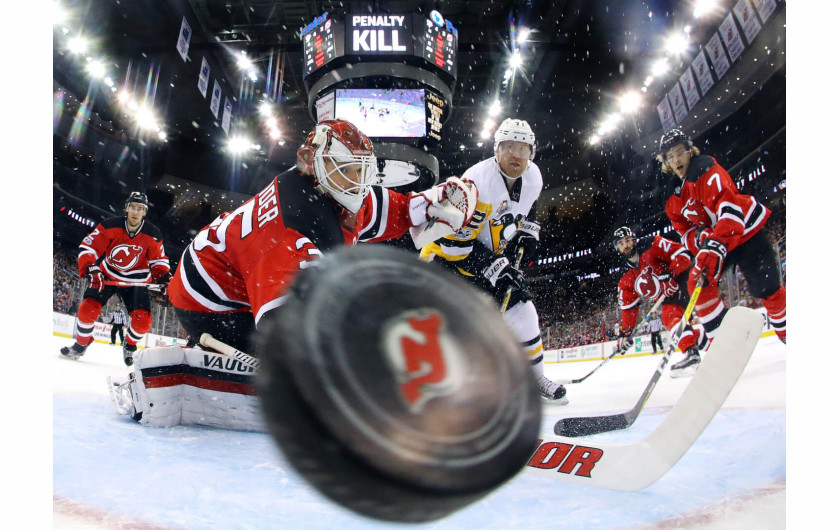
526;306;763;490
555;293;668;386
198;333;261;369
500;246;525;313
102;280;166;292
553;282;704;436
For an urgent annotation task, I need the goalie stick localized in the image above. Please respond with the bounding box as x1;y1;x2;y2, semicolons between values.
556;293;668;385
554;282;702;436
199;333;260;369
525;306;763;490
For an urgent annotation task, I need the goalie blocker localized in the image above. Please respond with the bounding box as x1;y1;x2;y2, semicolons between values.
255;245;542;523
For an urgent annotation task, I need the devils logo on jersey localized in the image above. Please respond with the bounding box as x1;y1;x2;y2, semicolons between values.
109;244;145;271
382;309;464;413
634;266;662;300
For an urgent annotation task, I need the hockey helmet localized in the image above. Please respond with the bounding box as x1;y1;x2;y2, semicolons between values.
125;191;149;210
297;120;377;213
659;129;692;154
494;118;536;160
613;226;636;251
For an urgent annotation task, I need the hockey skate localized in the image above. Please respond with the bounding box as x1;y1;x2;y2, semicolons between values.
123;343;137;366
537;375;569;405
107;374;142;421
59;342;87;360
670;346;701;378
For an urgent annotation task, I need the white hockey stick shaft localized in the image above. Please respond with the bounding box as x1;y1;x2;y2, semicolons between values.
199;333;260;369
524;307;763;490
102;280;165;291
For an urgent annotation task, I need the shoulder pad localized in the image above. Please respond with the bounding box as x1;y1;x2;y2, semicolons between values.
684;155;716;183
140;221;165;241
275;169;344;250
100;216;126;229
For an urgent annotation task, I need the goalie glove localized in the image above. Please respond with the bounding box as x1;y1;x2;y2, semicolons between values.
408;177;478;248
483;256;525;294
84;264;104;292
689;238;727;292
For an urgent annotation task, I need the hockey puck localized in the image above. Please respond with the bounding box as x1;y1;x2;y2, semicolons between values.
255;245;541;522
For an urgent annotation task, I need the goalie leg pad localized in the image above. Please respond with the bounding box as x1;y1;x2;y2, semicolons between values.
126;346;264;431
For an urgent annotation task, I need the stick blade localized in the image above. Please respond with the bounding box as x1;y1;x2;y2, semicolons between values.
526;307;764;491
554;414;629;437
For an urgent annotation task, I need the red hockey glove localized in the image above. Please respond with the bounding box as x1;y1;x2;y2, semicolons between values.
689;238;727;292
84;264;104;292
657;273;679;298
694;227;713;251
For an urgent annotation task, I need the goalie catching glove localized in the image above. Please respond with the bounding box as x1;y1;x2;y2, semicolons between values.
408;177;478;248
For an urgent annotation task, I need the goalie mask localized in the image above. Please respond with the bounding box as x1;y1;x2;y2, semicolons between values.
297;120;377;214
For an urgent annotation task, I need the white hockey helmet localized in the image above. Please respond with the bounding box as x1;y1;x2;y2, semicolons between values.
297;120;377;213
493;118;536;160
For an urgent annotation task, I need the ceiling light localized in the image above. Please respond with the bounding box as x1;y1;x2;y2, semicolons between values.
489;99;502;116
135;106;159;130
693;0;718;18
53;3;68;25
516;28;530;44
509;51;523;69
618;91;641;114
589;135;601;145
236;52;253;70
227;135;252;155
259;102;273;116
67;35;88;55
86;60;106;78
665;32;689;55
157;131;167;141
651;58;669;77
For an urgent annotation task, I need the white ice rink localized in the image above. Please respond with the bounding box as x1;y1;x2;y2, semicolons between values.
47;333;793;529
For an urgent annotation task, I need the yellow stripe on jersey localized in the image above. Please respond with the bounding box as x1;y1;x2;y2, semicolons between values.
525;342;544;358
420;201;493;263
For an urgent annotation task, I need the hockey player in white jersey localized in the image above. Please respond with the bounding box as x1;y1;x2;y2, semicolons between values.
420;118;567;403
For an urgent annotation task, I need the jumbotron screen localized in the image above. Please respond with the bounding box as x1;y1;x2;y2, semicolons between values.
334;89;427;138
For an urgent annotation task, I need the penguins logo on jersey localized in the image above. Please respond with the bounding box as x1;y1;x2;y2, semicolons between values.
382;309;464;414
109;244;144;271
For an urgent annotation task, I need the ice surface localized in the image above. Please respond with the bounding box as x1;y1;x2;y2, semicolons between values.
52;336;787;529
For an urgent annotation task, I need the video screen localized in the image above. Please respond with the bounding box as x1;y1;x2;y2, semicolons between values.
334;89;427;138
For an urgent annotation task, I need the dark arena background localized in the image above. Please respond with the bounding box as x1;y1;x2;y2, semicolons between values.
32;0;827;528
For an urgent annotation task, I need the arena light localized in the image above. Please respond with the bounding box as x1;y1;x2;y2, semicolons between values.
651;58;669;77
596;113;621;135
67;35;88;55
157;131;167;141
665;32;689;55
227;135;252;155
259;101;273;116
484;118;495;130
117;90;131;104
85;60;106;78
589;134;601;145
618;91;642;114
516;28;530;44
480;128;492;139
509;51;523;69
269;128;281;140
236;52;253;71
489;99;502;116
693;0;718;18
135;106;159;131
53;2;68;25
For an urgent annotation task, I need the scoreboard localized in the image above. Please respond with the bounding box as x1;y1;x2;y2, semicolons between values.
301;10;458;81
303;17;340;77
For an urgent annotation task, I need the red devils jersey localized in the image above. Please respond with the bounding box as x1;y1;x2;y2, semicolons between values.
78;217;170;283
168;169;413;326
617;236;691;330
665;155;769;255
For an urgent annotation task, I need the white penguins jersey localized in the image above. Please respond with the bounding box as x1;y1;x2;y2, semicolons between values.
421;157;542;274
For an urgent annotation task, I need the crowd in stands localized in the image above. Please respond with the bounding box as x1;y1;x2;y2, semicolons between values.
53;210;785;351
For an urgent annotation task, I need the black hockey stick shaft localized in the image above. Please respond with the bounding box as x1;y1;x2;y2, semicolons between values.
559;293;668;385
500;246;525;313
554;279;704;437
